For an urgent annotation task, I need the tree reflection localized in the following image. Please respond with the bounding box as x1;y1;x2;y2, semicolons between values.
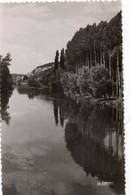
17;87;41;99
53;100;59;126
53;98;68;127
52;97;124;194
1;90;13;125
63;101;124;194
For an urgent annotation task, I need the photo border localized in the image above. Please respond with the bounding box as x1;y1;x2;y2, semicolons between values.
0;1;130;195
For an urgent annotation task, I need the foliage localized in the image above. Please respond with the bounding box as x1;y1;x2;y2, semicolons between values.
22;11;122;99
23;75;29;81
0;53;13;124
0;53;13;92
89;65;112;99
54;50;59;72
60;48;65;70
28;78;40;87
60;71;78;96
66;11;122;72
61;65;112;99
104;11;122;50
77;67;91;95
41;68;54;85
64;11;122;98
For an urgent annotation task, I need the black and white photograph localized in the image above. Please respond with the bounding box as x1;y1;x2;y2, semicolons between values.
0;1;125;195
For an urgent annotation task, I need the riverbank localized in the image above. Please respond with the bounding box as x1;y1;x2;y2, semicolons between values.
17;84;123;107
66;93;123;107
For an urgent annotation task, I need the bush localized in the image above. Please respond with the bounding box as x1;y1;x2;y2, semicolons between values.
89;64;112;99
28;79;40;87
61;72;78;96
23;75;28;81
61;65;112;99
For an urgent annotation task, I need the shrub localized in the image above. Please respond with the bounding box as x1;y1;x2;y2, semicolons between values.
28;79;40;87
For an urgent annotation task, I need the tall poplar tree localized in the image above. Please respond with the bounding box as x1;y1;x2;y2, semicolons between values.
60;48;65;70
54;50;59;72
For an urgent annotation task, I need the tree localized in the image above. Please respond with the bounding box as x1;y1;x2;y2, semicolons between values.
28;78;40;87
60;72;78;96
54;50;59;72
23;75;28;81
77;67;92;96
89;64;112;99
60;48;65;70
0;53;13;91
0;53;13;124
65;11;122;98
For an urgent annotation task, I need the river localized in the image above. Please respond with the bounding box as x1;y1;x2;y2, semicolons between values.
2;88;125;195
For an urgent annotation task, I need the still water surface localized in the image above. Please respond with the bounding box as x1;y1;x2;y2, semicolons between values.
2;89;124;195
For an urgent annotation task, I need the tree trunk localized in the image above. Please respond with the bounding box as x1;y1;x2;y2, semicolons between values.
116;51;120;97
88;54;90;68
90;51;92;68
100;48;103;64
83;51;86;66
108;51;111;77
109;51;114;97
103;51;105;67
89;51;91;69
78;57;80;72
94;42;97;66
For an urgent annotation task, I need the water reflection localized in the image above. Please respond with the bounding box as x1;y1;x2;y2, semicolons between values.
2;88;124;195
53;99;64;127
1;90;13;125
53;98;125;194
53;100;59;126
17;87;43;99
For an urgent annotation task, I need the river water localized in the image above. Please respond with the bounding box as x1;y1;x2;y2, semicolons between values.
2;88;125;195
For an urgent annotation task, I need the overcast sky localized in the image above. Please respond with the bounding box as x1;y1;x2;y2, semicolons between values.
0;1;121;74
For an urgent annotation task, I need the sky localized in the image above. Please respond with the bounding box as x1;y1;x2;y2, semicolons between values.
0;1;121;74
